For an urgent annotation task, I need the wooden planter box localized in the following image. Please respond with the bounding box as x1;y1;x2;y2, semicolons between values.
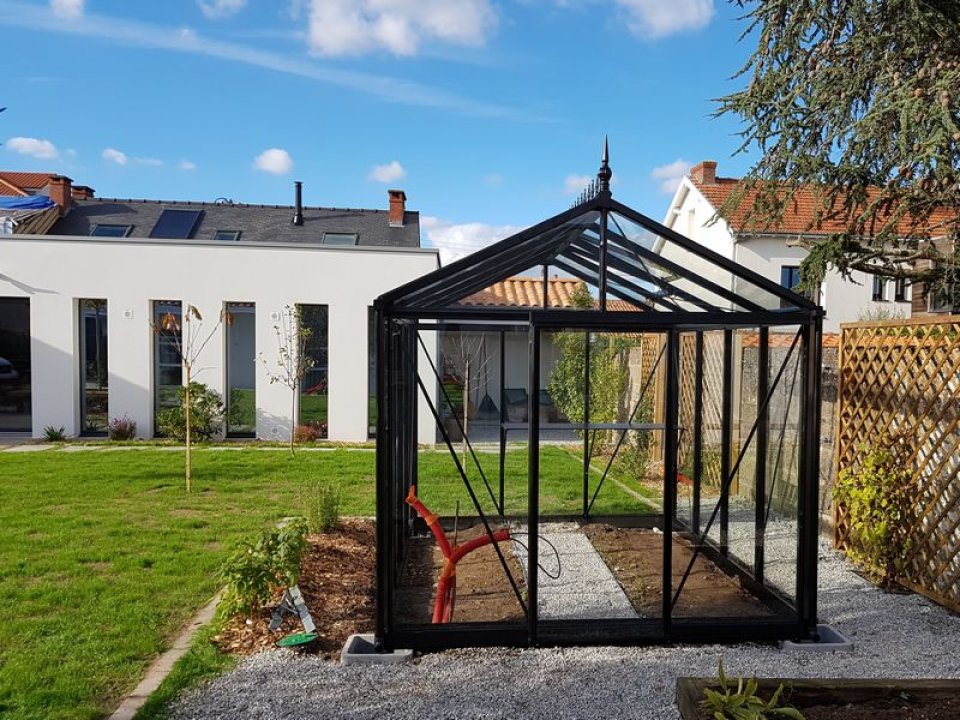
676;677;960;719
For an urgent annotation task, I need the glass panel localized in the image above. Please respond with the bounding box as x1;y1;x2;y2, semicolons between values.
762;330;803;601
213;230;240;241
322;232;358;246
298;304;328;438
225;303;255;436
149;209;203;239
153;301;182;435
79;299;108;434
90;224;131;237
0;298;31;432
608;211;791;311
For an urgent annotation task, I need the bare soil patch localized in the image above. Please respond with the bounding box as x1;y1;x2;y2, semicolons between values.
395;525;526;625
584;525;771;618
213;519;376;659
802;692;960;719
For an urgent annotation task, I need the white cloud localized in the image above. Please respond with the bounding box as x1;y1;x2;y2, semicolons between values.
422;216;525;265
253;148;293;175
0;1;535;120
179;159;197;171
615;0;714;39
134;157;164;167
198;0;247;19
564;174;591;195
307;0;497;57
102;147;127;165
650;158;692;194
50;0;83;20
6;137;59;159
367;160;406;183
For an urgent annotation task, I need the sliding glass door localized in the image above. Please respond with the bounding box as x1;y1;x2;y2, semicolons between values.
0;298;31;432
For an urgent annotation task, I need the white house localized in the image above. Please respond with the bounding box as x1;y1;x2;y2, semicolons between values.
0;176;438;443
663;161;919;333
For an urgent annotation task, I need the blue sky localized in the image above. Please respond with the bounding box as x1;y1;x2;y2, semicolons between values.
0;0;760;261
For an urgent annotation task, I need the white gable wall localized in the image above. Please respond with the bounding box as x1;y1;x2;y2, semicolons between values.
664;178;913;332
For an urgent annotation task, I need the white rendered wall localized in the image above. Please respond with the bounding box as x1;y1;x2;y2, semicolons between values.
734;238;912;333
0;234;438;442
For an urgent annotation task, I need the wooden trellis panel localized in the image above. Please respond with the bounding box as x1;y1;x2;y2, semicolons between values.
835;315;960;612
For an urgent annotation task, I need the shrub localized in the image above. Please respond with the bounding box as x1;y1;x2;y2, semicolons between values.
302;479;341;534
220;518;309;619
294;422;326;443
700;660;804;719
42;425;66;441
834;446;913;586
156;382;224;442
107;416;138;441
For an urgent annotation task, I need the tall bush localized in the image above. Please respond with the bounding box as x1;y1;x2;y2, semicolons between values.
835;446;913;586
156;382;225;442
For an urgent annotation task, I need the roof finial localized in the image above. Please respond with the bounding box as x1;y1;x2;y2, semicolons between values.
598;135;612;194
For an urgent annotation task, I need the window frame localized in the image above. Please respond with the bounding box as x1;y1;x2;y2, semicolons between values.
321;232;359;246
90;224;133;237
872;275;888;302
213;230;241;242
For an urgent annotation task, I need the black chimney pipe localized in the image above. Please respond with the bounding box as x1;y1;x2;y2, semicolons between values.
292;181;304;226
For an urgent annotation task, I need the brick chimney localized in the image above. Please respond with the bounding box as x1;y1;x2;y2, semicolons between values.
388;189;406;227
71;185;95;201
47;175;73;215
690;160;717;185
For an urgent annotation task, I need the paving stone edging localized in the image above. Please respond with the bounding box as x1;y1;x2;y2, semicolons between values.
108;593;221;720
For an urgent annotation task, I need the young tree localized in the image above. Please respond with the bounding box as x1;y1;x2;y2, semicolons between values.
153;305;229;492
547;283;628;453
441;331;495;461
717;0;960;298
261;305;315;456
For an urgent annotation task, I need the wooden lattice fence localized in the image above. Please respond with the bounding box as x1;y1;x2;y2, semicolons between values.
834;315;960;613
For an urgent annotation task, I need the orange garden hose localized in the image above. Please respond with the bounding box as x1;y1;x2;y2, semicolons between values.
405;485;511;624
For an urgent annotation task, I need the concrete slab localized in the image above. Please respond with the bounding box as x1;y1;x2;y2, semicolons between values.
4;444;57;452
340;633;413;666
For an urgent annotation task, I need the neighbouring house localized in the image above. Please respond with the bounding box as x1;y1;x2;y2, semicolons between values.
0;174;438;442
0;172;94;234
663;161;958;332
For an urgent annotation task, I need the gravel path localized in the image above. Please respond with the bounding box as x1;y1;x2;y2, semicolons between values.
169;544;960;720
511;523;638;620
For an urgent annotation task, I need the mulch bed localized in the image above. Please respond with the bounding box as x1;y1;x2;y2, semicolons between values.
395;524;526;625
213;519;376;660
584;525;772;618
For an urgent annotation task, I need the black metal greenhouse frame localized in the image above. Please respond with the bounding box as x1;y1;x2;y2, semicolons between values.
374;146;824;651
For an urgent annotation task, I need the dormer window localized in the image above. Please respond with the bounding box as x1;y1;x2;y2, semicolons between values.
322;232;358;246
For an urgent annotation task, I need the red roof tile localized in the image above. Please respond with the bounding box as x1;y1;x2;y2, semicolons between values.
692;175;957;238
0;172;57;195
460;277;644;311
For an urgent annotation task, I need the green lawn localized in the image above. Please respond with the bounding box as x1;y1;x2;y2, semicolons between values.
0;445;653;720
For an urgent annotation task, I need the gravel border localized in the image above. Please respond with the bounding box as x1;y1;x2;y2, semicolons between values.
168;543;960;720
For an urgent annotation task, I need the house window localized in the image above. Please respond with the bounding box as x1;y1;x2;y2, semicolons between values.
929;283;955;313
779;266;803;308
225;303;255;437
213;230;241;241
322;232;359;246
153;301;182;435
894;278;908;302
79;299;108;434
872;275;887;302
298;304;328;438
368;308;376;439
0;297;31;432
91;224;132;237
